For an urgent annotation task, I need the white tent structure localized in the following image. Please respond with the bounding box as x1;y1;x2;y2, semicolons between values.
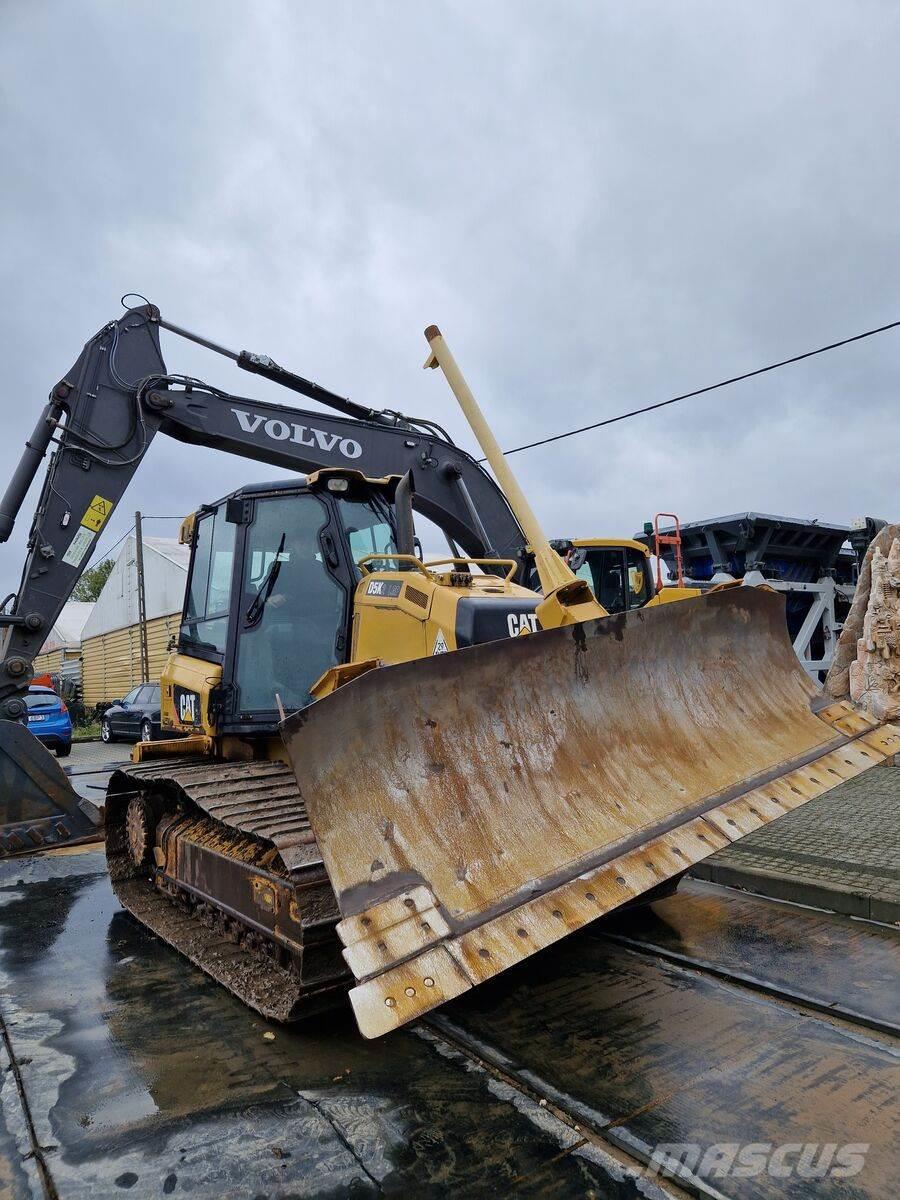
81;536;190;706
33;600;94;689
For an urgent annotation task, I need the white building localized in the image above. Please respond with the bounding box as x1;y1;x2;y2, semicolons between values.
81;537;190;706
33;600;95;690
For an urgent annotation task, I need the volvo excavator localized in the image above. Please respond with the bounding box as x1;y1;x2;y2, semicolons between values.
0;303;896;1040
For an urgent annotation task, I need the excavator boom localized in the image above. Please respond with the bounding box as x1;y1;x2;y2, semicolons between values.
0;304;528;853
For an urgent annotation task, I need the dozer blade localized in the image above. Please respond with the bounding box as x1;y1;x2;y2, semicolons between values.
0;720;99;855
282;588;900;1038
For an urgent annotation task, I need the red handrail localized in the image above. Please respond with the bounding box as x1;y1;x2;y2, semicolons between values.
653;513;684;590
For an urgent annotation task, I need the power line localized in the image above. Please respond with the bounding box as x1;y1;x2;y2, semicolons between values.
89;515;182;566
91;525;134;565
493;317;900;459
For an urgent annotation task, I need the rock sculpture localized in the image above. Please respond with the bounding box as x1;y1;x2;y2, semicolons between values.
848;537;900;720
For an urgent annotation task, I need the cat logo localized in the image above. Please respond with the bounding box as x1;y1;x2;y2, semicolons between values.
174;686;201;725
432;629;449;655
507;612;539;637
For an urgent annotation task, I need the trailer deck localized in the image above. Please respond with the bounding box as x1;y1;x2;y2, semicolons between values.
0;839;895;1198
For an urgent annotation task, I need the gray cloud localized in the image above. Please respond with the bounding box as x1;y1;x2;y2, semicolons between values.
2;0;898;596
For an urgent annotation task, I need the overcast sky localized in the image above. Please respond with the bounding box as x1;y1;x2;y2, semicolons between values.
2;1;898;596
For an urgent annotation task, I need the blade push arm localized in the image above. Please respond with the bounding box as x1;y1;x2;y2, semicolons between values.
0;305;526;718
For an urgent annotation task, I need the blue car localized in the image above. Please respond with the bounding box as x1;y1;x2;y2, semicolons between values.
25;685;72;758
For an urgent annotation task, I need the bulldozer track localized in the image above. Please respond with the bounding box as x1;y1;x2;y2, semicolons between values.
105;757;350;1023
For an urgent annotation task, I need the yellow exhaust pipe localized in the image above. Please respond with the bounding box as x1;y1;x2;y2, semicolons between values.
423;325;606;626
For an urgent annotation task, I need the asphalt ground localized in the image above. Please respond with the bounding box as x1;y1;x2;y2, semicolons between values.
61;741;131;812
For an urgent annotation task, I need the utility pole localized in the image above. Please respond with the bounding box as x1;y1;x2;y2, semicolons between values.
134;511;150;682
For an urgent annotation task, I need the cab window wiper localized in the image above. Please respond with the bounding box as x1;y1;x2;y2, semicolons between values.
245;533;286;626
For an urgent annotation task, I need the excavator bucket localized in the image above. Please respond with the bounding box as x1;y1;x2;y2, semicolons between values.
0;720;99;855
283;587;900;1038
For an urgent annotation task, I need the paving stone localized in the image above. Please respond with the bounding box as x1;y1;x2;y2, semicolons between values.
692;762;900;922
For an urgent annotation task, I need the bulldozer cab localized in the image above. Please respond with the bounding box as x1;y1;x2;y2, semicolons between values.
169;473;404;734
526;539;656;613
162;469;538;738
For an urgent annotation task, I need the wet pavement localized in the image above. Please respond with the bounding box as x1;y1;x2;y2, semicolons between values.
62;742;130;810
0;849;660;1199
597;880;898;1032
0;851;895;1198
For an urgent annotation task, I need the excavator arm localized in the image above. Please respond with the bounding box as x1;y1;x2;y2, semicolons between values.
0;304;526;722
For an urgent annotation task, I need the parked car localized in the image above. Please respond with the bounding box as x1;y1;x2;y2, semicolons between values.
26;685;72;757
101;683;162;744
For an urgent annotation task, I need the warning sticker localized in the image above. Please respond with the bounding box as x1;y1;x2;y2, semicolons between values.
432;629;449;655
80;495;114;533
62;526;94;568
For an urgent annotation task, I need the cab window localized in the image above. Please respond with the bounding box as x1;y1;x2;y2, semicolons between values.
625;549;650;608
181;505;236;659
340;497;398;573
574;549;625;612
234;494;346;714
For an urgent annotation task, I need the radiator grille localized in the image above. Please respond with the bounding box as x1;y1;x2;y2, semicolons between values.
405;585;429;608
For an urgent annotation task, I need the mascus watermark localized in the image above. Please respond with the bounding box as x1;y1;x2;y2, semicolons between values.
643;1142;869;1182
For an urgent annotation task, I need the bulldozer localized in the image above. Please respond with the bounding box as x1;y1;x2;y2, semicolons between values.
527;536;701;611
0;304;896;1040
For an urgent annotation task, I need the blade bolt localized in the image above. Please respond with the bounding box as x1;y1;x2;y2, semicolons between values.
384;996;396;1008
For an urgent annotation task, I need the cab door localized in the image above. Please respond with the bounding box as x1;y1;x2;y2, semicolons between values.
230;493;349;723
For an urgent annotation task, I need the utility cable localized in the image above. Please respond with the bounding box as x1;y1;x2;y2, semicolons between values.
491;317;900;459
90;525;134;565
89;514;182;565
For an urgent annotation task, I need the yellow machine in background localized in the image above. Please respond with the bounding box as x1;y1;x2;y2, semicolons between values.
526;536;701;611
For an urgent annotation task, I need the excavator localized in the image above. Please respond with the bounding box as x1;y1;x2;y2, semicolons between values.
0;303;896;1040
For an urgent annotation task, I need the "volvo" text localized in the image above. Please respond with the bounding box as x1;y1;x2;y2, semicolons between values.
231;408;363;459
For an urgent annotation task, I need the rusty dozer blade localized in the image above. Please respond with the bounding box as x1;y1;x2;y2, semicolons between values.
0;720;99;855
282;588;900;1038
